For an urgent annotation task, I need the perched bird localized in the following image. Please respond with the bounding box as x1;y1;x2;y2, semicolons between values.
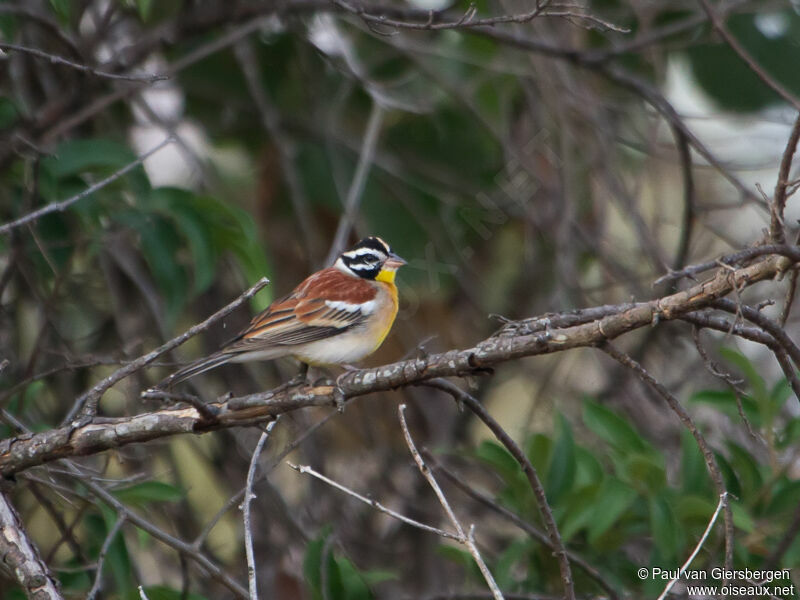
158;236;406;387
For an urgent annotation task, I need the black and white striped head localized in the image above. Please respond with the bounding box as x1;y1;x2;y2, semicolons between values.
335;236;406;281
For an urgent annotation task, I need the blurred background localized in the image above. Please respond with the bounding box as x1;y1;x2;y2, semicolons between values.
1;0;799;598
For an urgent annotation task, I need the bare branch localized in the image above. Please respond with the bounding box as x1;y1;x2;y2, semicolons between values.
0;492;64;599
86;516;126;600
326;101;386;264
771;113;800;244
398;404;504;600
425;452;620;600
287;462;460;540
697;0;800;113
599;343;734;572
656;492;728;600
242;420;280;600
421;379;575;600
0;137;174;236
654;244;800;286
0;42;167;82
0;250;795;477
64;277;269;423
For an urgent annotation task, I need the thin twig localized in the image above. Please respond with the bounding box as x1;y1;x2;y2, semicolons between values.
86;516;126;600
424;451;620;600
288;462;460;540
0;42;167;82
326;101;386;264
421;379;575;600
398;404;505;600
330;0;628;32
0;492;64;599
599;344;734;574
771;113;800;244
690;326;761;442
654;244;800;286
56;464;249;598
233;37;320;261
697;0;800;113
0;137;173;235
64;276;269;424
656;492;728;600
242;420;278;600
762;500;800;571
712;298;800;370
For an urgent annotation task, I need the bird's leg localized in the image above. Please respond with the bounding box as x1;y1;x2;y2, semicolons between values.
331;365;361;413
287;362;310;386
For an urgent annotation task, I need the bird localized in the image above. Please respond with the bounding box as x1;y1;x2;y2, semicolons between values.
157;236;406;388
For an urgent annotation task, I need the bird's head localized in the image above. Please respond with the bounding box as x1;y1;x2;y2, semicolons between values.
336;236;406;283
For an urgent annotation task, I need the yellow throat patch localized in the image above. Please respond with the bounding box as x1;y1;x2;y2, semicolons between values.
376;268;397;284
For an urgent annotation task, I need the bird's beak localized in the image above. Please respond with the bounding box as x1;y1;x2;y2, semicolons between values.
384;252;407;270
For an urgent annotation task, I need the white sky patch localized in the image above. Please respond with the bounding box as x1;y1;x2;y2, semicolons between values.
130;122;209;189
407;0;450;9
664;56;799;240
754;13;790;39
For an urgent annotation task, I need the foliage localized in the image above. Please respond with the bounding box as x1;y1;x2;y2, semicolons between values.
1;0;799;598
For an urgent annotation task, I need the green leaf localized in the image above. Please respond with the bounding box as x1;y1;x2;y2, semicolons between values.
151;188;218;294
557;482;601;542
137;0;154;21
86;511;133;597
620;453;666;493
0;98;18;129
140;586;209;600
769;377;792;416
778;417;800;449
680;429;711;495
48;0;70;21
675;495;716;524
765;478;800;515
476;440;521;481
718;348;767;402
477;439;532;514
582;399;652;454
115;211;188;323
546;413;576;504
688;389;760;425
493;539;530;590
573;446;604;487
113;481;184;504
649;496;680;562
303;528;333;600
726;442;763;500
715;452;741;499
685;11;800;113
587;477;638;545
525;433;552;475
42;138;150;201
730;502;755;533
44;139;136;178
337;557;374;600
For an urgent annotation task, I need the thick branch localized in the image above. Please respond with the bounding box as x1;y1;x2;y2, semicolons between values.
0;252;792;477
0;493;63;599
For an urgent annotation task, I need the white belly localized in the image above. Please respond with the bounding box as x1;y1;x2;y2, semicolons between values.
291;328;381;365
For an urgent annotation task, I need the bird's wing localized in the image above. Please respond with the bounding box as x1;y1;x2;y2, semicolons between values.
223;267;377;352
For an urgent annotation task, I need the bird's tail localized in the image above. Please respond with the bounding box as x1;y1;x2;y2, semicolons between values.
155;352;234;389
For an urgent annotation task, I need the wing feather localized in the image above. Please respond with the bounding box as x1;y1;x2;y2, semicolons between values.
222;268;376;355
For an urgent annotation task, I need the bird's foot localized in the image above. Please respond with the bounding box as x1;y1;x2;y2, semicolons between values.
332;371;350;413
287;362;311;387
